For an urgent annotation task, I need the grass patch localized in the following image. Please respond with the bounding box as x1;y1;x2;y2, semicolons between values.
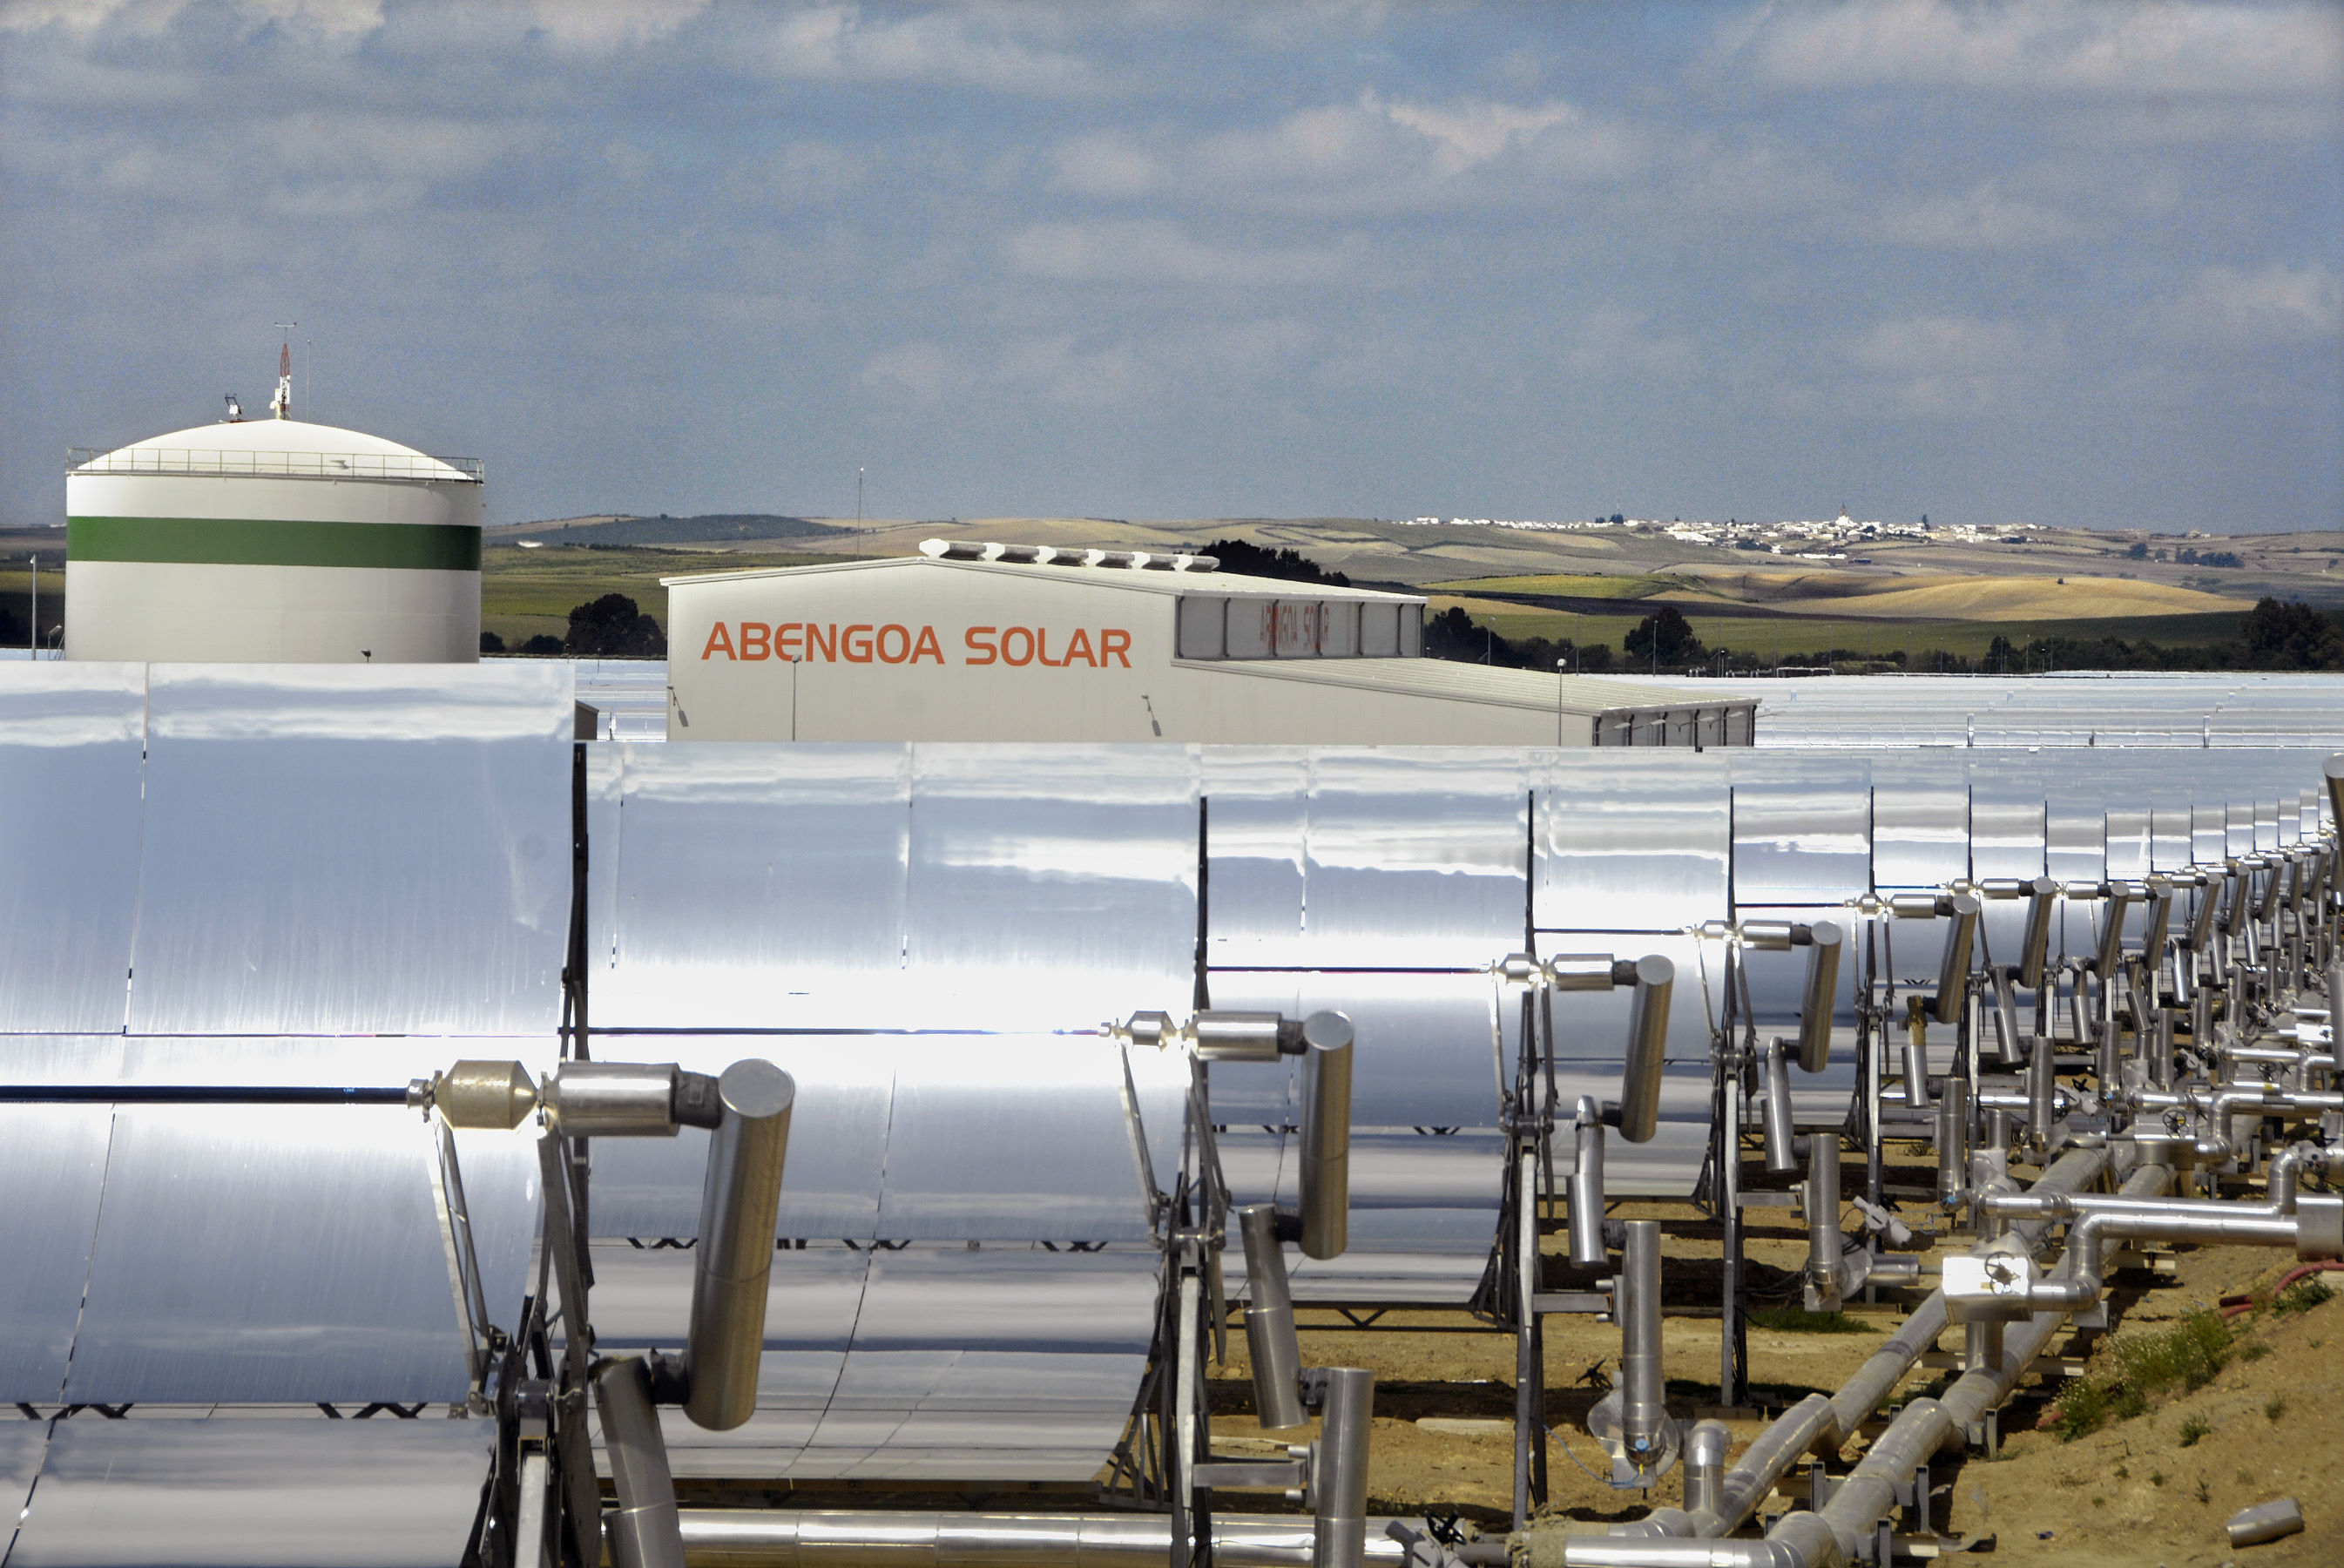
2270;1277;2334;1316
2264;1396;2286;1422
2179;1416;2210;1447
1748;1305;1878;1335
2239;1341;2272;1362
479;544;851;645
2049;1309;2233;1441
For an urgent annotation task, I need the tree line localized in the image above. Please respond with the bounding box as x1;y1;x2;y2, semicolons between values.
1425;598;2344;676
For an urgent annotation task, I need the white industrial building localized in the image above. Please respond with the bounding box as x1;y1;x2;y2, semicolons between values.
659;541;1755;745
65;389;483;663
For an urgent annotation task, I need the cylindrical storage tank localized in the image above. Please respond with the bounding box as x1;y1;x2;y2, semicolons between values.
64;416;482;662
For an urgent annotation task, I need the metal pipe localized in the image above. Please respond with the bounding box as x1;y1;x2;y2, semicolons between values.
1298;1010;1354;1260
1967;1193;2344;1312
1533;1147;2124;1565
2093;883;2135;992
1235;1204;1304;1430
2140;877;2176;963
673;1511;1417;1568
2226;1497;2307;1548
596;1355;687;1568
2028;1034;2056;1145
1900;1004;1931;1112
1191;1011;1284;1063
1618;956;1675;1144
1935;1078;1970;1205
1752;1050;1807;1198
1570;1098;1608;1268
1760;1040;1797;1177
1618;1220;1670;1466
2018;877;2057;991
1932;895;1980;1025
1795;923;1843;1072
1681;1422;1730;1521
553;1061;684;1137
686;1060;795;1432
1803;1134;1841;1307
1314;1369;1375;1568
2187;870;2223;954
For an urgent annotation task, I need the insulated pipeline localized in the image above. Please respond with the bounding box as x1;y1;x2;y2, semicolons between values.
673;1511;1416;1568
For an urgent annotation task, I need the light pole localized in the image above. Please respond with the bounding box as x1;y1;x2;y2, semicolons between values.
856;468;865;554
28;553;37;657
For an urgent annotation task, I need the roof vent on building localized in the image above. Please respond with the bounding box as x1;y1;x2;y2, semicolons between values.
919;539;1218;572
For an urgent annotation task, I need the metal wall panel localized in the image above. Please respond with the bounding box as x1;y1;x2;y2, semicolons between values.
64;1105;471;1404
1301;751;1530;969
2192;804;2227;865
807;1248;1156;1479
1728;756;1871;906
0;665;145;1032
903;745;1199;1032
1537;754;1729;933
2104;808;2151;881
0;1423;47;1557
594;745;913;1030
1868;758;1968;888
8;1420;492;1567
0;1106;112;1402
878;1037;1157;1242
1199;747;1309;966
2150;808;2192;872
1203;970;1514;1131
1966;760;2047;880
127;666;574;1035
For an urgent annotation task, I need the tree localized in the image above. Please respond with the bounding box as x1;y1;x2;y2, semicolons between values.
564;593;667;658
1623;605;1702;666
1988;633;2016;672
520;633;565;655
2240;598;2344;669
479;630;506;654
1199;538;1349;587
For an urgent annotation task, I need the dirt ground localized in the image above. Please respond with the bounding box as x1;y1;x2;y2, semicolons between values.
1199;1149;2344;1564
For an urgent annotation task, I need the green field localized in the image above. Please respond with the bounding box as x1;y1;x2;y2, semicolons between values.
481;544;854;646
1444;603;2254;666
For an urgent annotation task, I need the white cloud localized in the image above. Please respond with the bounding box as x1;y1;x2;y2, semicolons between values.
0;0;380;34
1848;314;2060;414
1048;91;1634;217
1731;0;2344;96
2165;263;2343;343
530;0;706;51
1003;220;1346;287
1564;308;1695;380
1050;133;1163;198
752;3;1098;95
1381;96;1582;173
859;340;968;402
1875;183;2088;248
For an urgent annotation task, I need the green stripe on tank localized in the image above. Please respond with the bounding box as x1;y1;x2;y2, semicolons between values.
67;516;482;571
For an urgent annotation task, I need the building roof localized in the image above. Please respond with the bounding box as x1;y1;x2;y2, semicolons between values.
71;418;480;483
1189;658;1751;717
661;553;1426;603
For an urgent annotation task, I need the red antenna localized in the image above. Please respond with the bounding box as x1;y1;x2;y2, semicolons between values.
280;341;292;379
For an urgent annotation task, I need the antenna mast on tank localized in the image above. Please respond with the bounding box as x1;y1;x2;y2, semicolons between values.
270;326;296;419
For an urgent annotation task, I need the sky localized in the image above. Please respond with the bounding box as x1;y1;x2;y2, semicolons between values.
2;1;2341;532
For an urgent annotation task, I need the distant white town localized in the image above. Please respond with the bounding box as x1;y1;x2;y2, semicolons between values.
1399;511;2041;562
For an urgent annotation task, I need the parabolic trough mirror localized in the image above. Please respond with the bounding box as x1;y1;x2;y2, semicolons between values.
1;662;2337;1566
